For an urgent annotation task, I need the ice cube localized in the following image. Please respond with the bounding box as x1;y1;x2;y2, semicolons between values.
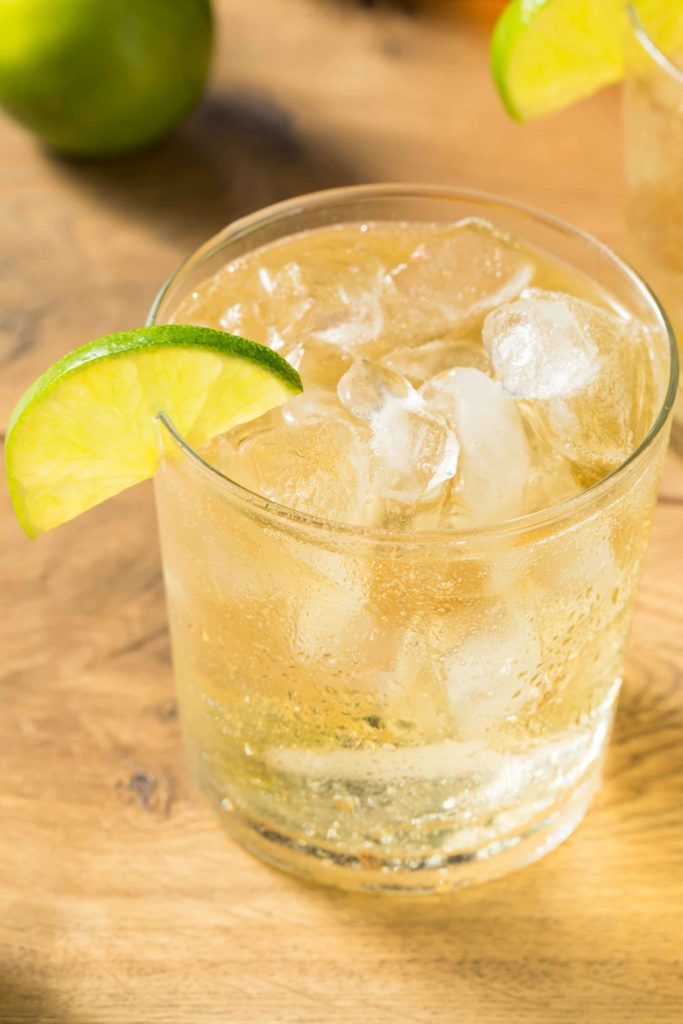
281;387;346;426
421;367;531;524
553;309;662;472
266;737;511;785
484;289;659;478
282;337;353;390
388;219;535;338
206;404;287;475
225;418;372;525
337;357;411;419
259;261;314;334
202;234;394;358
291;547;389;677
338;361;460;504
215;261;313;352
266;736;582;815
440;608;541;738
305;269;385;351
379;337;492;386
482;289;601;399
512;400;584;513
274;258;390;358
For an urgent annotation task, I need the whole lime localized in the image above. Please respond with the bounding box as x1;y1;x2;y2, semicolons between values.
0;0;213;156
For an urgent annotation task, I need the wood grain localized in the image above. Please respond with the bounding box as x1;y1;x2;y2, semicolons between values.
1;1;682;1021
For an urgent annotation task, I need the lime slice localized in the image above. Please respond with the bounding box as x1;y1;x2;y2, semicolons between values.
491;0;683;121
6;325;302;536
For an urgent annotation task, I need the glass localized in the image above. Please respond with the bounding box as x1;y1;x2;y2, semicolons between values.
624;3;683;450
149;185;677;894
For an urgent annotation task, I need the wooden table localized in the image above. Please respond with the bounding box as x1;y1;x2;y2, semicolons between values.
1;2;682;1021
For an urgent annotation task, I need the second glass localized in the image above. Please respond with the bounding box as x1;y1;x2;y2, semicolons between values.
624;3;683;448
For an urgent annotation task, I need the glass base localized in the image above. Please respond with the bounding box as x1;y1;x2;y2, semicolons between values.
211;766;602;895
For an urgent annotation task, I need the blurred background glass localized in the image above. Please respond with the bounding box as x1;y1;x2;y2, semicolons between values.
624;2;683;450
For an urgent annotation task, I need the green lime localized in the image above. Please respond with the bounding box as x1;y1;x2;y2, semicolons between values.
0;0;212;155
6;325;302;536
491;0;683;121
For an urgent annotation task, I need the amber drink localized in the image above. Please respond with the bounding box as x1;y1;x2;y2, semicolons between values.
150;187;675;893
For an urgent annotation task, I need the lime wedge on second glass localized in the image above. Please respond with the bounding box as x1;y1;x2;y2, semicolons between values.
491;0;683;121
6;325;302;536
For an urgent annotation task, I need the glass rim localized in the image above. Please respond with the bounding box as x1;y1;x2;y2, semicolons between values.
148;183;678;546
627;3;683;85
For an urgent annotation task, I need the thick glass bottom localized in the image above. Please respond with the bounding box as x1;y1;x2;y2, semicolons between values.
206;763;602;895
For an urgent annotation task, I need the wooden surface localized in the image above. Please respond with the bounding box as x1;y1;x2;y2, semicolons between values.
1;2;682;1021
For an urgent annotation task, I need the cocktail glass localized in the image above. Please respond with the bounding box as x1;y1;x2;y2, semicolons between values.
149;185;676;894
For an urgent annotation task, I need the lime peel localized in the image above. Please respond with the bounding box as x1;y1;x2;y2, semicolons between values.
6;325;302;537
491;0;683;121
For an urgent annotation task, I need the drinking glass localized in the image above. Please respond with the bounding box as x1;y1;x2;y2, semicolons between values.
149;185;676;893
624;3;683;449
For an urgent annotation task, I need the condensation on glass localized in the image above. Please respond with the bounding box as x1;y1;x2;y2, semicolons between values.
149;186;676;893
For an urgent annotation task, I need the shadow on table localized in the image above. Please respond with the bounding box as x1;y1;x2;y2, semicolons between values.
48;89;360;250
0;969;83;1024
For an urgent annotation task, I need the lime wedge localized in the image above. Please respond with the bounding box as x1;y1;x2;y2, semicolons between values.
6;325;302;536
491;0;683;121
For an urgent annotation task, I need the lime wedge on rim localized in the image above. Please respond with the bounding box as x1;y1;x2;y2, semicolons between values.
6;324;302;537
491;0;683;121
